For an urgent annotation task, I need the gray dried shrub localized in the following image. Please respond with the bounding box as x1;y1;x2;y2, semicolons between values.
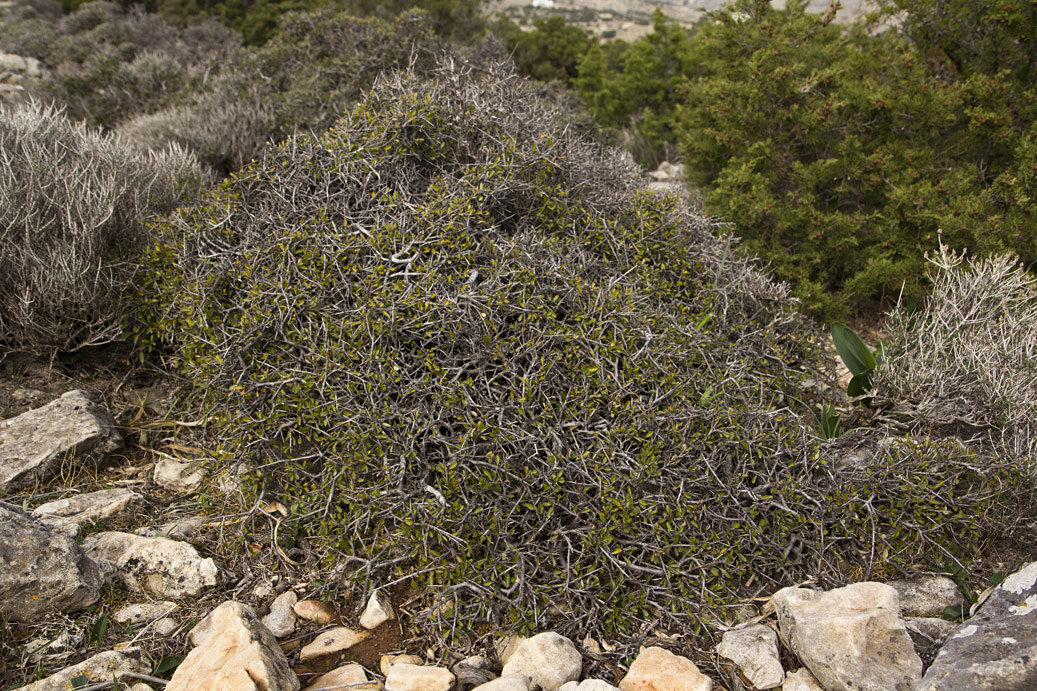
117;9;443;174
141;59;1035;650
11;1;238;129
0;100;200;355
877;245;1037;459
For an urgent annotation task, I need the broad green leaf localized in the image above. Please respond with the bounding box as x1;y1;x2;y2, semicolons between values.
832;323;876;376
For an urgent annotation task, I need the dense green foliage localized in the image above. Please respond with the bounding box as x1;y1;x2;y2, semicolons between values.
678;0;1037;317
492;15;592;85
135;59;1037;646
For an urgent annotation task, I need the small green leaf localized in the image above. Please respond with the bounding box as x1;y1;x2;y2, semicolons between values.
71;675;91;689
832;323;876;377
154;654;186;677
89;614;108;648
847;373;873;398
819;403;842;439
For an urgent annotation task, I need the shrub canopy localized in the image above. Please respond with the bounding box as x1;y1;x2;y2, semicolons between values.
139;59;1036;647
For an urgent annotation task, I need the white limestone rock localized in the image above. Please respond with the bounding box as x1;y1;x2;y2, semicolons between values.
384;663;455;691
473;675;530;691
501;632;582;691
166;601;299;691
919;560;1037;690
304;663;377;691
113;601;178;625
716;624;784;689
559;681;618;691
18;650;148;691
154;457;206;492
360;588;396;629
781;668;824;691
773;582;922;691
0;390;124;493
82;531;219;598
889;575;962;617
297;626;371;673
262;590;299;638
0;502;104;621
33;487;144;527
618;646;712;691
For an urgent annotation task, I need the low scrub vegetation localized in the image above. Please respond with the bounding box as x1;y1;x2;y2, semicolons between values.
136;59;1036;646
877;245;1037;460
0;100;200;355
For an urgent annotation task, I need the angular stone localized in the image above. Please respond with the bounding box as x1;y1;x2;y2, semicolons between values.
473;675;530;691
773;582;921;691
502;632;582;691
167;601;299;691
263;590;299;638
559;681;618;691
453;659;496;689
295;599;338;624
153;616;179;636
781;668;824;691
904;616;958;656
618;646;712;691
18;650;148;691
305;663;375;691
0;502;104;621
889;575;962;617
33;487;144;527
0;390;124;493
82;531;218;598
360;589;396;629
919;561;1037;690
716;624;784;689
384;663;454;691
382;654;425;675
495;634;528;666
113;601;178;625
154;457;206;492
298;626;371;672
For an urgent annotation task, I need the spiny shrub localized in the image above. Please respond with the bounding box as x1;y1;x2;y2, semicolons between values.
139;59;1036;648
877;245;1037;460
0;100;200;355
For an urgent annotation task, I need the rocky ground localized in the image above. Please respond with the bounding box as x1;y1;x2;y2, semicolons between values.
1;163;1035;691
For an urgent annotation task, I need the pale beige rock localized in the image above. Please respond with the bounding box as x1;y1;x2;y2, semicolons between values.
582;637;603;656
33;487;144;526
559;681;618;691
136;517;208;540
129;684;156;691
360;589;396;629
18;650;148;691
154;457;206;492
166;601;299;691
305;663;373;690
23;631;78;665
384;663;455;691
461;655;492;670
773;582;922;691
298;626;371;666
495;634;528;666
113;601;178;625
263;590;299;638
0;503;104;621
502;632;582;691
82;531;218;598
782;668;824;691
0;390;124;493
716;625;784;689
381;654;425;675
618;646;712;691
889;575;961;617
153;616;179;636
473;675;530;691
295;599;338;624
